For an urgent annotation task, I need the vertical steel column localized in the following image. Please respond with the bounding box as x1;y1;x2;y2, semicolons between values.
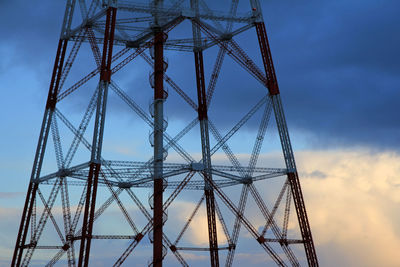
190;0;219;267
190;1;219;265
153;28;165;267
252;3;319;265
77;6;117;267
194;50;220;266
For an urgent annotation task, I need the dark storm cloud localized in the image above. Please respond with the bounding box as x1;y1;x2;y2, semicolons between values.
0;0;67;102
156;0;400;150
260;0;400;149
0;1;65;62
3;0;399;150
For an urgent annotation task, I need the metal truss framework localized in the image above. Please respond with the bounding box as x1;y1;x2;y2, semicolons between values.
12;0;318;266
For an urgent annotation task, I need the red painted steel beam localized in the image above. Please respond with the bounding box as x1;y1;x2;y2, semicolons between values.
47;39;69;110
77;7;117;267
12;36;69;266
192;20;268;89
57;17;184;102
288;172;318;266
254;22;279;95
114;172;195;266
153;29;165;267
194;50;220;267
78;162;101;267
255;21;319;266
195;51;208;121
11;183;38;266
205;176;286;266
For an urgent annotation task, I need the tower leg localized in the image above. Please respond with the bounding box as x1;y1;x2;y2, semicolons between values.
254;20;319;267
194;50;220;267
190;3;219;264
11;182;38;267
77;6;117;267
12;37;68;266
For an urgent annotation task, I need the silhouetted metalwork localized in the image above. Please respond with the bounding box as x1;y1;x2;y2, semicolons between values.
12;0;318;266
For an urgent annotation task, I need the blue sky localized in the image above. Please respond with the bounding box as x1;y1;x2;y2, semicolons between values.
1;0;400;266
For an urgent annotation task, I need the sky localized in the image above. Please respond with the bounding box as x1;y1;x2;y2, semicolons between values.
1;0;400;266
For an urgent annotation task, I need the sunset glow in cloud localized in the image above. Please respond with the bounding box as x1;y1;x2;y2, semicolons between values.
1;0;400;266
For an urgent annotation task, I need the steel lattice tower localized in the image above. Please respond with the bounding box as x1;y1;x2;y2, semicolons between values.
12;0;318;266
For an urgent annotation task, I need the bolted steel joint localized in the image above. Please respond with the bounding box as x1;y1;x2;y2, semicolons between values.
256;236;266;244
62;243;70;251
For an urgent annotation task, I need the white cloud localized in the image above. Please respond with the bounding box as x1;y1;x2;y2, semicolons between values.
167;200;228;247
2;149;400;266
295;149;400;267
167;149;400;266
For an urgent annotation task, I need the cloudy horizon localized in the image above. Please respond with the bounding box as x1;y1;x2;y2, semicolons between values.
1;0;399;266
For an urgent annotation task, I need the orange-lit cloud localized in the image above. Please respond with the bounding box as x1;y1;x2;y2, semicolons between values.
168;200;228;247
296;149;400;267
166;149;400;266
2;149;400;266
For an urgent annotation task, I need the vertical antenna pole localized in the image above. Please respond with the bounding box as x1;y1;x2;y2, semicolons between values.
153;27;165;267
152;1;166;266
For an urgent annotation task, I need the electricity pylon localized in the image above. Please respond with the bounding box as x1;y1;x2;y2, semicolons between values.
12;0;318;266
